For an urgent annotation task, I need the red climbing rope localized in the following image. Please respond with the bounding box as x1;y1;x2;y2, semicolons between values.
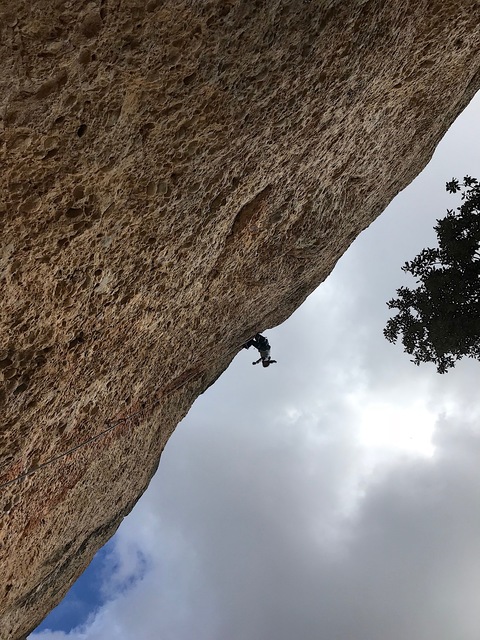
0;334;257;492
0;366;201;491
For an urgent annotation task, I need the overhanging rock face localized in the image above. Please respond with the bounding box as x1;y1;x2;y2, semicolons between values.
1;1;479;637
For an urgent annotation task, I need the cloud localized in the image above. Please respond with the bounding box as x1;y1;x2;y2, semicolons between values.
32;93;480;640
33;343;480;640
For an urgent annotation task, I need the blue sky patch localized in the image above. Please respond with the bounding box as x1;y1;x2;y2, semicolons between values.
34;541;113;634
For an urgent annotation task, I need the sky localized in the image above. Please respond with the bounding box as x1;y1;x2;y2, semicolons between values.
32;91;480;640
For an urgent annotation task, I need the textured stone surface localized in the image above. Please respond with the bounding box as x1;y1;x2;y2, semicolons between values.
1;1;479;637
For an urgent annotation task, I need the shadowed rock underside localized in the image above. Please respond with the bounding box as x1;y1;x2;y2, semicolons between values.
1;1;479;637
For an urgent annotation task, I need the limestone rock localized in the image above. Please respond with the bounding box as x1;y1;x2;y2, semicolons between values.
1;1;479;637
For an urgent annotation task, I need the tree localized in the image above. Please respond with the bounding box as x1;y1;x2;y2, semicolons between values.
384;176;480;373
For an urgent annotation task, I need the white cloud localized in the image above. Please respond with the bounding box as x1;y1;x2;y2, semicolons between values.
354;396;437;457
33;93;480;640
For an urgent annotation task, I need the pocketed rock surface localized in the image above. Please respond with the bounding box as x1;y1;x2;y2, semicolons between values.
1;1;479;637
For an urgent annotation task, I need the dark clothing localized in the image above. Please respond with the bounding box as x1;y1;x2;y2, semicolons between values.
244;334;270;352
243;333;277;366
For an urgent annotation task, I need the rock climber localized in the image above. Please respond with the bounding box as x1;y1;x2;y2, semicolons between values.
243;333;277;367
